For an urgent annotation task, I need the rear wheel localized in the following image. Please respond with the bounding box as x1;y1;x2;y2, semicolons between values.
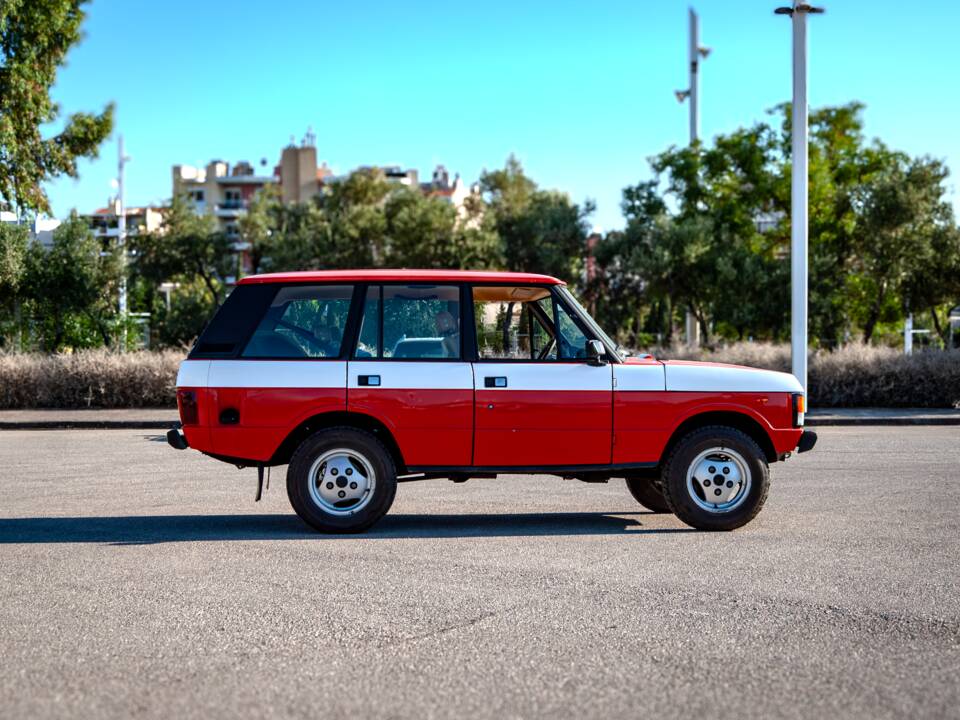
625;475;671;513
287;427;397;533
661;426;769;531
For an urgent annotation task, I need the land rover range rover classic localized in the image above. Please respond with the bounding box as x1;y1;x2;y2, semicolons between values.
167;270;816;532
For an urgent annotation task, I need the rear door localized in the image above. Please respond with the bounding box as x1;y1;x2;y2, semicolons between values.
347;284;474;468
471;285;613;468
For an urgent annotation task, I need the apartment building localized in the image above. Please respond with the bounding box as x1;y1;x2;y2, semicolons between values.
81;201;165;250
171;159;275;241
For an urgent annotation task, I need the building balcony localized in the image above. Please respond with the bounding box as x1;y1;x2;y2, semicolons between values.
215;202;244;217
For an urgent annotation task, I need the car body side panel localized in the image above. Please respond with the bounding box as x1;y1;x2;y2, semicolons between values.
198;360;347;461
347;361;474;466
613;389;800;464
474;363;612;466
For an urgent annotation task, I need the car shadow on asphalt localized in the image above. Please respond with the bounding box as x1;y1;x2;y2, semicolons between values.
0;512;695;545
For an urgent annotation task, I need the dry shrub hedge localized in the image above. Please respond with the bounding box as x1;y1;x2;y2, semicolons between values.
653;342;960;408
0;350;182;409
0;344;957;409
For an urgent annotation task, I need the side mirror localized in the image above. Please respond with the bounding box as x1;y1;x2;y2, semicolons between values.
585;339;607;366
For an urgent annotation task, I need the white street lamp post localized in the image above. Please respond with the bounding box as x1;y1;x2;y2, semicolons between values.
776;1;822;396
676;8;710;349
117;135;130;350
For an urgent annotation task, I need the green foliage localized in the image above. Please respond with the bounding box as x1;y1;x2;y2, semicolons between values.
481;155;592;283
594;102;960;348
154;278;218;350
132;195;231;307
19;214;122;351
0;0;113;213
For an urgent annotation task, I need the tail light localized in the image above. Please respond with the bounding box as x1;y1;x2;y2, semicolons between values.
178;390;199;425
792;393;806;427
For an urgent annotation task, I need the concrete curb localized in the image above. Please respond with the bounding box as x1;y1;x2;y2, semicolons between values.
806;416;960;426
1;414;958;430
0;420;177;430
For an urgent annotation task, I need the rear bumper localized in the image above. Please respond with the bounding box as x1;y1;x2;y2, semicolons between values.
167;426;189;450
797;430;817;453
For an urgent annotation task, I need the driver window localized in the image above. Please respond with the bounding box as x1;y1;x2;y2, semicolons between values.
242;285;352;358
473;286;559;361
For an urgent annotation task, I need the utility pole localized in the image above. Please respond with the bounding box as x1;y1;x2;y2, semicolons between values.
117;135;130;349
776;1;822;395
675;8;710;348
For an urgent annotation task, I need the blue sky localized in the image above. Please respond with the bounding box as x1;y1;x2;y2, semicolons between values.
44;0;960;231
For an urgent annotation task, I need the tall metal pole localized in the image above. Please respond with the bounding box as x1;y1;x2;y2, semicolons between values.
778;2;822;396
117;135;128;349
689;8;700;142
684;8;702;349
790;5;807;393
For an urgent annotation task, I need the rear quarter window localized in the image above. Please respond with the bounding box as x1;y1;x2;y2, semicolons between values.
188;284;278;359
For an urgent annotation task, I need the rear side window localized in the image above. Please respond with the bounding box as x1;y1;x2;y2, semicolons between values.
189;283;277;358
242;285;353;359
354;285;461;359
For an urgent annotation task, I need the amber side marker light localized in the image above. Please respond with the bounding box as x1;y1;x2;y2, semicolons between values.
178;390;199;425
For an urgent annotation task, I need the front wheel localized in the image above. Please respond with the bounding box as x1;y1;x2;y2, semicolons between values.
661;426;769;531
287;427;397;533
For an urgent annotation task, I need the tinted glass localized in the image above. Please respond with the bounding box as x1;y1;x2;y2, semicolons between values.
354;286;380;359
189;283;277;358
355;285;461;359
556;300;590;359
473;286;558;361
241;285;352;358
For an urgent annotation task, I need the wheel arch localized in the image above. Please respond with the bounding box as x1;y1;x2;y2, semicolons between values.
269;410;406;471
660;410;778;465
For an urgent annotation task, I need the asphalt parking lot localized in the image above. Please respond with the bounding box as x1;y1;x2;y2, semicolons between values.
1;426;958;719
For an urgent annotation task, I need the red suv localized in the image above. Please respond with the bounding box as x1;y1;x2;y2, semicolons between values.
168;270;816;532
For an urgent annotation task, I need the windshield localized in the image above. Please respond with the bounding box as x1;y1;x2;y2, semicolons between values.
556;286;623;362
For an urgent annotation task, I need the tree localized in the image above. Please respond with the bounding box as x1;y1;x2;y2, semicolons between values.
0;0;113;213
132;195;231;307
21;214;121;350
384;187;501;270
481;156;592;283
848;155;958;342
0;222;29;347
596;102;960;348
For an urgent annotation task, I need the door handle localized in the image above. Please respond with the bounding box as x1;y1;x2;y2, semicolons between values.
358;375;381;386
484;376;507;388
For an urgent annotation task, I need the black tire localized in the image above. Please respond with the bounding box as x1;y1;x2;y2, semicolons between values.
286;427;397;533
625;475;671;513
660;426;769;531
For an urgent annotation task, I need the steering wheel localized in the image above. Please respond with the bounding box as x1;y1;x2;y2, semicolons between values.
276;319;328;354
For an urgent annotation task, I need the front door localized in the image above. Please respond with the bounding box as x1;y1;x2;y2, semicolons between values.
347;284;474;468
471;285;613;468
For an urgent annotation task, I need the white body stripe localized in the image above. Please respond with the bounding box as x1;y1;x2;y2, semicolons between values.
475;363;612;392
205;360;347;388
347;361;473;390
665;363;802;393
613;363;666;391
176;360;211;388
